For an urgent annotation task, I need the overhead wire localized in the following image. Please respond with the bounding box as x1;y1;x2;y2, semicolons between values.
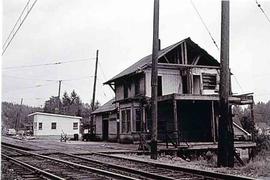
232;74;244;93
2;0;38;55
3;58;95;70
3;74;96;82
189;0;219;50
255;0;270;24
3;81;58;94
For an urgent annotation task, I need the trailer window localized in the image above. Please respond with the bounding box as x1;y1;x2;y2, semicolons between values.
73;122;78;130
51;122;57;130
38;123;42;130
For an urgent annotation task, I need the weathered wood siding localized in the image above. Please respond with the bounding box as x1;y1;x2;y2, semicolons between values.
145;68;182;97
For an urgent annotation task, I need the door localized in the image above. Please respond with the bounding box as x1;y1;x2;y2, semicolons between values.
193;75;201;94
102;119;109;141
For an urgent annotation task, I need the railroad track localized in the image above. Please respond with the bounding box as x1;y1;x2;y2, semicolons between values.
71;152;256;180
2;143;255;180
2;145;135;180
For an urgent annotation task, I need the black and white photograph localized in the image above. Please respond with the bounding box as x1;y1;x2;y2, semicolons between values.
1;0;270;179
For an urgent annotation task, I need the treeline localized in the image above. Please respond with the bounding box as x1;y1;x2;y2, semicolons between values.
233;101;270;125
1;90;99;130
1;102;42;129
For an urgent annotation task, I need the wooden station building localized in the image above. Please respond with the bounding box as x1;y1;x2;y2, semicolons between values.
92;38;255;150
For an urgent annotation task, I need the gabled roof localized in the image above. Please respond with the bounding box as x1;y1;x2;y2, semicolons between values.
91;98;117;115
104;37;219;84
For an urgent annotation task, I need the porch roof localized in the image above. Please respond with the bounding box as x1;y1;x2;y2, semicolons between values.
157;93;253;104
91;98;117;115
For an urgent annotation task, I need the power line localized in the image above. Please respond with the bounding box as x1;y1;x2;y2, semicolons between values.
232;74;244;93
2;0;38;55
3;82;58;94
189;0;219;50
255;0;270;24
3;74;95;82
3;74;56;82
3;58;95;70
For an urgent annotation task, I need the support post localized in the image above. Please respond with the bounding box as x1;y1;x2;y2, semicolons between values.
218;0;234;167
211;101;216;143
173;99;179;145
150;0;159;160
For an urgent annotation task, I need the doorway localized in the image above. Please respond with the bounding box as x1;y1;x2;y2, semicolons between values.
193;75;201;94
102;119;109;141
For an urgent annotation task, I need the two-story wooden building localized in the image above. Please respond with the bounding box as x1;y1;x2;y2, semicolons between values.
92;37;253;145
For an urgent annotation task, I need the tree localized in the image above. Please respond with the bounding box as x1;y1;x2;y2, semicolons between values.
61;90;82;116
44;96;60;114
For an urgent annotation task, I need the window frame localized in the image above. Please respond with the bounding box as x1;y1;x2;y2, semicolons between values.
51;122;57;130
121;108;131;133
38;122;42;130
134;108;142;132
73;122;78;130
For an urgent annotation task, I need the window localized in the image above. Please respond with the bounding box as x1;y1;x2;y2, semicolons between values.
202;74;217;90
73;122;78;130
51;122;57;130
121;109;131;133
135;79;140;95
38;123;42;130
134;109;142;131
124;83;129;98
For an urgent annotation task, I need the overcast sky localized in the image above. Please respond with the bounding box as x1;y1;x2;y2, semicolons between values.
2;0;270;107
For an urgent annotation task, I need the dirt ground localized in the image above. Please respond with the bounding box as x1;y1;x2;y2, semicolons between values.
1;136;138;154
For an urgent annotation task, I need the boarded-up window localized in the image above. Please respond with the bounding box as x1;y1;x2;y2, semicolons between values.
202;74;217;90
73;122;78;130
121;109;131;133
38;122;42;130
51;122;57;130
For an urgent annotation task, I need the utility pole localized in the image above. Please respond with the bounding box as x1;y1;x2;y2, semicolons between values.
90;50;99;135
218;0;234;167
58;80;62;113
92;50;99;110
150;0;159;160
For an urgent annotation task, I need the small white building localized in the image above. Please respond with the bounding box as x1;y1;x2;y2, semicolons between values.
28;112;81;138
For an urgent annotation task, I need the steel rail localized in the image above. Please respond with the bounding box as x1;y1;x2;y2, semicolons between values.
2;154;65;180
61;152;177;180
93;152;256;180
2;145;138;180
1;141;36;151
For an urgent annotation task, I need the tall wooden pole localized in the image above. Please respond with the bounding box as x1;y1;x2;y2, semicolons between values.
150;0;159;160
58;80;62;113
218;0;234;167
92;50;99;110
90;50;99;135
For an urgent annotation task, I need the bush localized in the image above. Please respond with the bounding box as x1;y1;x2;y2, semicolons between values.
254;134;270;155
